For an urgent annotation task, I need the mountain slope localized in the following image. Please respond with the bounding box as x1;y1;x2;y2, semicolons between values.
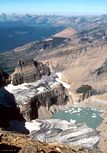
0;14;107;97
53;27;77;38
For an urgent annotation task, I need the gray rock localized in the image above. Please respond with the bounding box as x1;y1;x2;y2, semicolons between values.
27;119;100;149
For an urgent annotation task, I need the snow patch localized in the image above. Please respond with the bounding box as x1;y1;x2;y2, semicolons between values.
5;83;28;93
37;86;45;93
25;120;41;133
56;72;70;89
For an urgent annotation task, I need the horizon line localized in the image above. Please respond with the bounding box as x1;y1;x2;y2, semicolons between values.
0;12;107;17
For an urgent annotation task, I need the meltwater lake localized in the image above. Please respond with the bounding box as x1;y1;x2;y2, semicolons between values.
53;107;103;129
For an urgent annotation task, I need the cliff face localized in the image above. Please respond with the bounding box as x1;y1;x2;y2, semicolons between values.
32;83;68;108
6;76;69;121
0;70;25;128
3;60;70;122
11;59;50;85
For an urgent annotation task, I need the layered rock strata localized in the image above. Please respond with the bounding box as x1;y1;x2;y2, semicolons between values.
3;60;69;121
25;119;100;149
5;74;69;121
11;59;50;85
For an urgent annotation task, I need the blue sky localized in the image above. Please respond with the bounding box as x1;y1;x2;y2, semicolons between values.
0;0;107;15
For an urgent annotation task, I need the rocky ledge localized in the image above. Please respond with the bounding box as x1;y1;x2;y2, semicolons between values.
0;130;96;153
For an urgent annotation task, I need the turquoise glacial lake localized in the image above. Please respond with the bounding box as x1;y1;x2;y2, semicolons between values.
53;107;103;129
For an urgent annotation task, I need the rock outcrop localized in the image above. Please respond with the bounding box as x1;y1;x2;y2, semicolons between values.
32;83;68;108
76;85;97;101
0;60;69;129
3;60;70;121
11;59;50;85
0;67;69;133
5;74;69;121
0;130;96;153
92;59;107;80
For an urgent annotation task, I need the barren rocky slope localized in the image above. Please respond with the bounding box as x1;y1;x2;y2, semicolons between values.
1;15;107;95
0;66;101;153
35;23;107;102
0;14;107;152
0;130;99;153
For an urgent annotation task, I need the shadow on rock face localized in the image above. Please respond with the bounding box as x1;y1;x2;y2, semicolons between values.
0;70;10;87
0;87;29;134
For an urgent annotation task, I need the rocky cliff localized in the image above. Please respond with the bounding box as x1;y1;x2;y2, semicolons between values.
0;60;69;124
11;59;50;85
5;75;69;122
0;70;26;129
